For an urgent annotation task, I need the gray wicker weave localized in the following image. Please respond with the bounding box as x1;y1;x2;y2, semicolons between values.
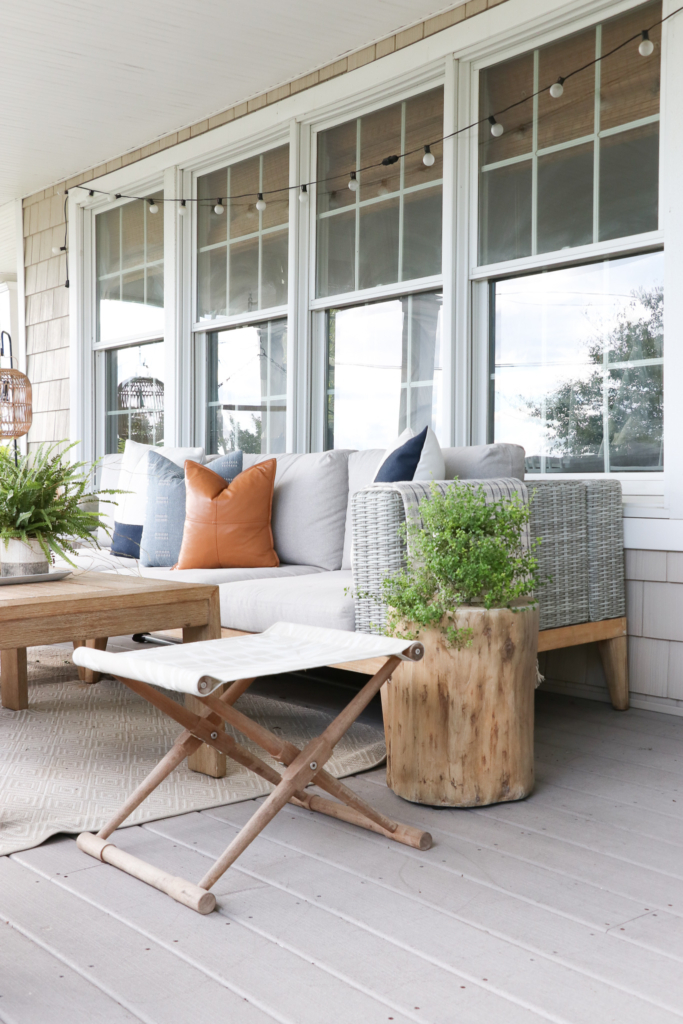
352;477;625;635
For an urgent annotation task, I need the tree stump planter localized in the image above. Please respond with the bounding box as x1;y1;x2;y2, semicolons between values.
381;602;539;807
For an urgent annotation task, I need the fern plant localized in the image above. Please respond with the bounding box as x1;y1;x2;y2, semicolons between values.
0;442;120;566
382;483;543;649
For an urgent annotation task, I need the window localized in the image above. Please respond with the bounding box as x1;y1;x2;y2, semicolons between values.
478;2;661;265
316;88;443;297
205;318;287;455
96;192;164;342
324;292;442;450
104;340;165;453
490;251;663;473
197;146;289;321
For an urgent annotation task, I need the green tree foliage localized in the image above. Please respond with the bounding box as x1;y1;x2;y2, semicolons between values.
381;483;542;648
529;287;662;465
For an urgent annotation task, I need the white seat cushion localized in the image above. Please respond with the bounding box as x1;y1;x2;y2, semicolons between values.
140;563;325;586
219;570;355;633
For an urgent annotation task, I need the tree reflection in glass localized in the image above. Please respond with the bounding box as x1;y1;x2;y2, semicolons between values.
492;252;663;473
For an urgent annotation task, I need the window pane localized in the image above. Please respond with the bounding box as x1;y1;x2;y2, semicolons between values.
325;291;442;451
600;2;661;132
491;251;663;473
402;188;442;280
206;319;287;455
358;199;399;290
479;162;532;265
537;143;593;253
197;147;289;320
96;193;164;343
228;236;259;315
261;230;288;308
316;88;444;296
105;341;165;454
317;209;355;298
479;53;534;166
537;28;595;150
599;123;659;241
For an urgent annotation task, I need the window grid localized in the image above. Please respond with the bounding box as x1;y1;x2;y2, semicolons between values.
479;29;660;257
318;104;443;292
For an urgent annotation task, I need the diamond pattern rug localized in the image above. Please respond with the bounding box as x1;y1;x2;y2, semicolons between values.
0;646;386;856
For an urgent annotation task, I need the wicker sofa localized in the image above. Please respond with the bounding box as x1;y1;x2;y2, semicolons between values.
350;477;628;708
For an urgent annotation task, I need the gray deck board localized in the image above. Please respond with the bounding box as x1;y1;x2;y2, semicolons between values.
2;691;682;1023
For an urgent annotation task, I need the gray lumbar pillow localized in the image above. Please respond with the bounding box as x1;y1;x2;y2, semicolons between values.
141;450;243;567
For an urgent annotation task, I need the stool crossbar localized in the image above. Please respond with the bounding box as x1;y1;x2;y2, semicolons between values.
72;621;431;914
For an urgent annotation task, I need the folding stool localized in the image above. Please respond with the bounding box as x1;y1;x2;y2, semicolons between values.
72;621;431;914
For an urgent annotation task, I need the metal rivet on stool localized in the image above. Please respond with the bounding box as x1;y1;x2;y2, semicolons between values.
210;731;218;740
198;681;208;691
309;761;317;770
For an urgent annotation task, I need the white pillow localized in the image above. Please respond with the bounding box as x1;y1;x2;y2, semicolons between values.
115;439;205;526
375;426;445;482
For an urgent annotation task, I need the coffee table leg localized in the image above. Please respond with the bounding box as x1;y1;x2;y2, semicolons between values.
73;638;108;684
1;648;28;710
183;596;226;778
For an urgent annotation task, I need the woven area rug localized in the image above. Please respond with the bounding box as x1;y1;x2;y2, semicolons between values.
0;646;386;857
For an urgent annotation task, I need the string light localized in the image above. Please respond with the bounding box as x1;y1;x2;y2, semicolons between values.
639;30;655;56
61;0;679;292
489;115;504;138
51;245;66;256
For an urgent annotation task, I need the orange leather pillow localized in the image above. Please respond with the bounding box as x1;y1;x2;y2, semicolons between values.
175;459;279;569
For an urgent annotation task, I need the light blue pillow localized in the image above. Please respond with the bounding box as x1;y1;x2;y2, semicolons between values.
141;450;243;567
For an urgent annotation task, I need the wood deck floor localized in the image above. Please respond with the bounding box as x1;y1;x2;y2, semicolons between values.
2;690;682;1024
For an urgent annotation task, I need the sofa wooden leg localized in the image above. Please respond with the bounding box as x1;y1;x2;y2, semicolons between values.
598;635;629;710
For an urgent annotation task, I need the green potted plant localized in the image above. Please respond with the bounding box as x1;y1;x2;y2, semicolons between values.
0;442;116;577
379;482;543;808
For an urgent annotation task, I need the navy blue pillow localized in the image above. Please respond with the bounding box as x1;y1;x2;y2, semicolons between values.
375;427;428;483
140;450;243;567
111;522;144;558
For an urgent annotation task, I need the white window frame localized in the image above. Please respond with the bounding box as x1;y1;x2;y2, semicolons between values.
68;0;683;522
463;0;670;510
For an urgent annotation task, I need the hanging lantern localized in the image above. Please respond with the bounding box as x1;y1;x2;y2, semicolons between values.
0;332;32;440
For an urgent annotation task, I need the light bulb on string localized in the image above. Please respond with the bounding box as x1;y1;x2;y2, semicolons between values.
107;193;116;202
214;199;224;214
348;172;359;192
256;193;267;211
148;199;159;214
423;145;435;167
52;245;65;256
549;77;565;98
299;185;308;203
639;30;654;56
488;116;504;138
377;180;389;197
178;200;187;216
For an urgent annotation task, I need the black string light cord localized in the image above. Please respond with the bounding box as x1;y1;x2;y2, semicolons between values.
61;1;681;268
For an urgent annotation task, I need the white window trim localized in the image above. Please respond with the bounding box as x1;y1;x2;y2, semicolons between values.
67;0;681;520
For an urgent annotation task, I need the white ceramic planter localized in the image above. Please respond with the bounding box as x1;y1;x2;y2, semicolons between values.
1;537;50;577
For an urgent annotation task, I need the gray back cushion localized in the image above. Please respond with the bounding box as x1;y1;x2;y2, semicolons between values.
243;451;351;570
341;443;526;568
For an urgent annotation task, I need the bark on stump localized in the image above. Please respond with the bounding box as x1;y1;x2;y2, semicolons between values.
381;603;539;806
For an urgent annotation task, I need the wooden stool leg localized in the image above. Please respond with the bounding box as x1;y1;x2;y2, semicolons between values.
598;635;629;710
1;648;28;710
183;606;225;778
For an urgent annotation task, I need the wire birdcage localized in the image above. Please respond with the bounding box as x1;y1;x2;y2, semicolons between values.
0;331;32;440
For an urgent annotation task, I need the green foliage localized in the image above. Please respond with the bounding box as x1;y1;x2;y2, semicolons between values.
382;483;542;649
0;442;120;567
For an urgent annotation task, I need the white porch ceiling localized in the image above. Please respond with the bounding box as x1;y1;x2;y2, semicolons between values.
0;0;463;206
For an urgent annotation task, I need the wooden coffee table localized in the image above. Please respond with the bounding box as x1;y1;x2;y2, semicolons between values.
0;571;222;774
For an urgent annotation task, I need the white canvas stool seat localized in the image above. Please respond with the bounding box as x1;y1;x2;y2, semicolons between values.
73;621;431;915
